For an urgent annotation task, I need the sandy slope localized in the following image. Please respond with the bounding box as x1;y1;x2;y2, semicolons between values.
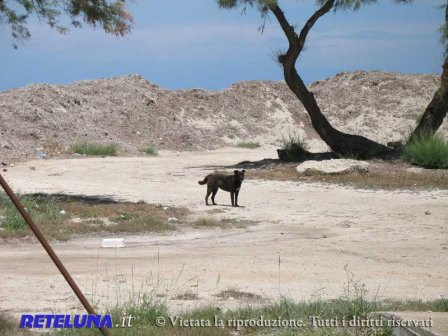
1;71;446;162
0;148;447;316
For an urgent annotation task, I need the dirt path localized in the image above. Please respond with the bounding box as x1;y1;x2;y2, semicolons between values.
1;148;447;316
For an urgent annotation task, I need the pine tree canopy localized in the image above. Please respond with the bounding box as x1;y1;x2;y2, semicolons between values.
0;0;133;48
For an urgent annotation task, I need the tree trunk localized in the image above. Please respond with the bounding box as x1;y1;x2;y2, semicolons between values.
286;70;393;158
409;55;448;140
269;2;393;159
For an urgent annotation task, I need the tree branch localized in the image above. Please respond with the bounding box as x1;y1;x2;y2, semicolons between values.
268;0;334;59
268;4;299;48
297;0;334;53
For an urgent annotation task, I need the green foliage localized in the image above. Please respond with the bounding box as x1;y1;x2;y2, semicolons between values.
280;134;308;162
108;294;168;326
142;146;158;155
0;0;133;48
0;193;62;232
218;0;278;10
403;132;448;169
71;142;117;156
237;141;261;148
0;312;29;336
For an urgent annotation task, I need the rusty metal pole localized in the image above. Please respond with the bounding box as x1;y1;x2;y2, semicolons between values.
0;173;110;336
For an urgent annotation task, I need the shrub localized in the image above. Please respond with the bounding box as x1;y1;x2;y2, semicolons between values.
71;142;117;156
280;134;308;162
403;132;448;169
237;141;260;149
142;146;158;155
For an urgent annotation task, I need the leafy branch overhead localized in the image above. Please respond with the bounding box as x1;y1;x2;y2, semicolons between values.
0;0;133;48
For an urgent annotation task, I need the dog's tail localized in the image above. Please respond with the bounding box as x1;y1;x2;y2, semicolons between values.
198;176;208;185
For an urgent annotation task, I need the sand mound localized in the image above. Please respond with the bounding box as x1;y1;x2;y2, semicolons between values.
0;71;445;162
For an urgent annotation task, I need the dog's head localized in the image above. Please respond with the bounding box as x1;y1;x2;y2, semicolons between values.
234;169;245;182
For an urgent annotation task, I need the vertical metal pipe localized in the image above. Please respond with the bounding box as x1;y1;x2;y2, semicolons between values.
0;174;110;336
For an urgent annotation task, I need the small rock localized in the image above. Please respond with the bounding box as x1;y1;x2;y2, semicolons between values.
321;234;328;238
406;167;425;174
1;162;8;166
9;163;14;167
425;210;431;215
30;166;36;170
163;206;168;211
168;217;178;222
337;220;353;228
2;168;7;172
296;159;369;175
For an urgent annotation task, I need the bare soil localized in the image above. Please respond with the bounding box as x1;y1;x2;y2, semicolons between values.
0;148;447;316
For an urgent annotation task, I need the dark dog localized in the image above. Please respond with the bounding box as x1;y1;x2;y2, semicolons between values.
198;170;245;207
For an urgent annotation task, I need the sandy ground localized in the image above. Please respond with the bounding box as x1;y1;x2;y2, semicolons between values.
0;147;447;317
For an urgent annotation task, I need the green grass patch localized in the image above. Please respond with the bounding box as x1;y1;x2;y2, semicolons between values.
0;312;30;336
13;264;448;336
280;134;309;162
0;194;188;241
142;146;158;156
403;132;448;169
71;142;117;157
0;193;62;232
237;141;261;149
38;282;447;336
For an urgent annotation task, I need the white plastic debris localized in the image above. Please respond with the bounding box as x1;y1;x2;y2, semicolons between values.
59;210;66;215
101;238;126;248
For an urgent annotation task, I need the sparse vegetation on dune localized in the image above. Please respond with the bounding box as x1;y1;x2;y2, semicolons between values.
142;146;158;155
237;141;261;149
279;134;309;162
71;142;117;157
403;132;448;169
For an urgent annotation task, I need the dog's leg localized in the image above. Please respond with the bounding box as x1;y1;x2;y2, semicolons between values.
234;190;240;207
211;188;218;205
205;188;212;206
231;192;235;206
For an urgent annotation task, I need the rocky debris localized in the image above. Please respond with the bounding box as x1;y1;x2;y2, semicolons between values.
337;220;353;228
296;159;369;175
0;71;446;162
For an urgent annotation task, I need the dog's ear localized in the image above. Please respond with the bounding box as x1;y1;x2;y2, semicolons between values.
234;170;239;174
